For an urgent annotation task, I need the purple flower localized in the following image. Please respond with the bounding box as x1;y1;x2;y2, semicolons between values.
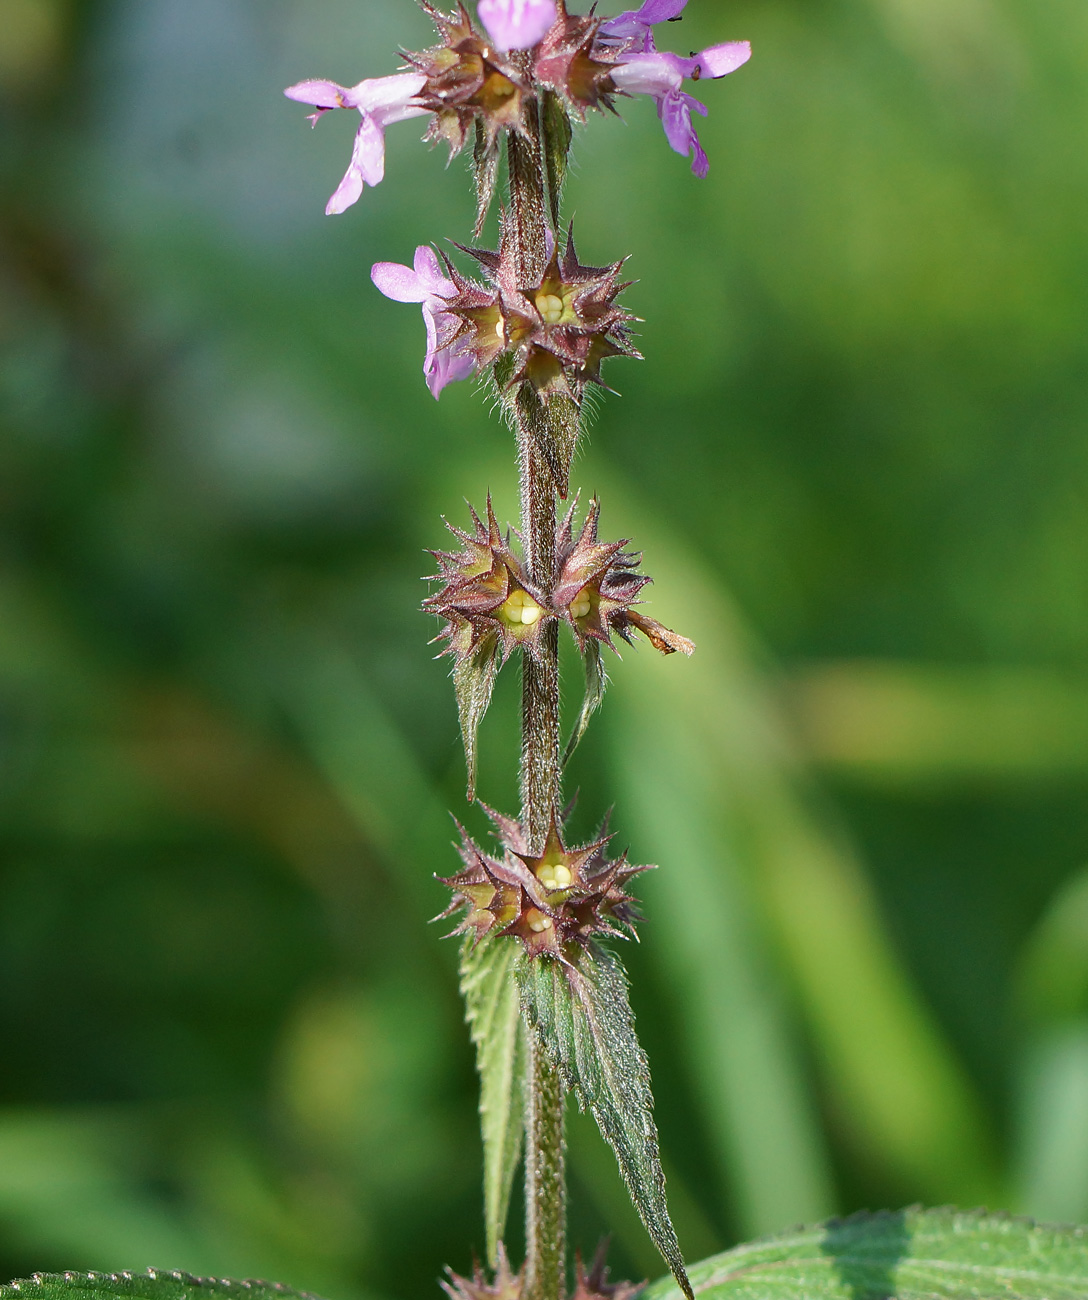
609;42;751;176
477;0;557;51
599;0;687;52
371;247;476;399
284;73;427;214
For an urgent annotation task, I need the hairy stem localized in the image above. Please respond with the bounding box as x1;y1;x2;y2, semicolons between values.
508;102;566;1300
525;1030;566;1300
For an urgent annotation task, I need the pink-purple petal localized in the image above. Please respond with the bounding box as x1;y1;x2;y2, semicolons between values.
610;50;690;95
371;261;427;303
372;247;476;399
325;130;367;214
284;78;353;108
695;41;752;78
413;245;456;297
352;72;427;117
658;90;708;174
354;113;387;187
600;0;686;36
428;346;476;399
477;0;557;50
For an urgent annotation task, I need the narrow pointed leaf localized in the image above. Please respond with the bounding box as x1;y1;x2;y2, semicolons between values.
515;385;581;498
0;1275;326;1300
453;630;502;801
519;944;692;1300
460;934;528;1267
564;639;607;764
544;392;581;499
473;119;499;237
641;1209;1088;1300
542;91;573;229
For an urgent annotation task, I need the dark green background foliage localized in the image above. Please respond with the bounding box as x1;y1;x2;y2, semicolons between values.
2;0;1088;1296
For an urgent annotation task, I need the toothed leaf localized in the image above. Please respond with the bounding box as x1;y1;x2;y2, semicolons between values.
543;90;573;229
642;1208;1088;1300
564;639;607;764
460;935;528;1268
519;943;692;1300
0;1275;325;1300
454;629;502;800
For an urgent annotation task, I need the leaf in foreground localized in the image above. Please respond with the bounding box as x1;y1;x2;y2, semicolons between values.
0;1274;325;1300
519;943;693;1300
461;934;528;1267
641;1208;1088;1300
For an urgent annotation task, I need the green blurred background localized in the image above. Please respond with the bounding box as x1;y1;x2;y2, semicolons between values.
3;0;1088;1295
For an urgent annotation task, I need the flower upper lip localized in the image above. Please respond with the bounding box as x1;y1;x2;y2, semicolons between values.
284;73;427;214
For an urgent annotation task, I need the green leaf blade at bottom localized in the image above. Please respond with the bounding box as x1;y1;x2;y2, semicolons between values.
519;944;693;1300
0;1274;325;1300
643;1209;1088;1300
461;935;528;1268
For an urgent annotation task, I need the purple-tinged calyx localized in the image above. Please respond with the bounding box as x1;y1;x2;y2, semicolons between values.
534;6;618;115
371;246;475;398
407;3;533;162
437;806;650;958
441;1245;523;1300
442;1240;642;1300
284;74;427;213
477;0;558;51
444;215;641;402
424;497;555;665
554;497;695;655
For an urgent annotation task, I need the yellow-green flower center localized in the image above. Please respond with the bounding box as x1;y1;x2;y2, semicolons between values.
536;862;573;891
501;587;545;627
570;586;593;620
536;293;565;325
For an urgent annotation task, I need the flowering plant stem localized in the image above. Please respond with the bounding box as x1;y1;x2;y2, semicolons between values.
508;109;567;1300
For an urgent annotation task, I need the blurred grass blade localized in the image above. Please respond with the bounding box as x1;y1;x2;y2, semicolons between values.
789;662;1088;783
641;1209;1088;1300
1015;865;1088;1025
608;701;834;1235
460;937;527;1267
598;471;1000;1216
266;627;454;915
1015;1025;1088;1223
1013;866;1088;1221
519;945;692;1300
0;1112;208;1274
0;1275;326;1300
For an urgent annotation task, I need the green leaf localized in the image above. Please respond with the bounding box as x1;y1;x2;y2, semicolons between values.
641;1209;1088;1300
453;629;502;801
0;1274;326;1300
563;640;606;765
515;385;581;499
542;91;573;229
472;119;499;238
460;935;528;1268
519;944;692;1300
